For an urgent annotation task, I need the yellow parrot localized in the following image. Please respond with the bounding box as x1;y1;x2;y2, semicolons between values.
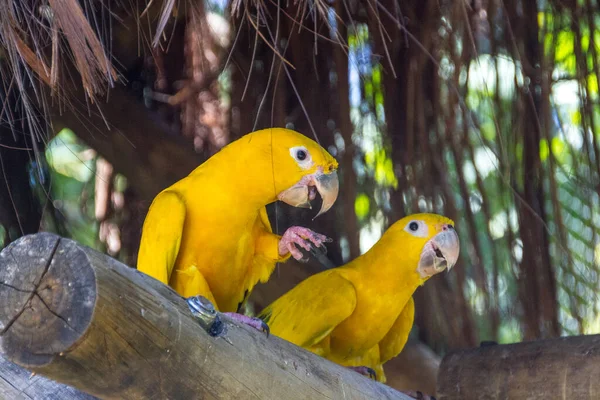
137;128;339;331
259;213;459;397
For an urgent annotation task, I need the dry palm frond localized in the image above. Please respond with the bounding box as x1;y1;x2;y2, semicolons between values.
0;0;120;151
47;0;117;98
0;0;117;99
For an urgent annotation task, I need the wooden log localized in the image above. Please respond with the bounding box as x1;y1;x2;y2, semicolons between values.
437;336;600;400
0;356;96;399
0;233;410;400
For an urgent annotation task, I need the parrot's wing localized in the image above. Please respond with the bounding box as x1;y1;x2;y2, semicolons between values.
259;270;357;348
378;296;415;363
137;190;186;284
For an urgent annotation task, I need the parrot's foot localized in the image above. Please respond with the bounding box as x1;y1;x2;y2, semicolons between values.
347;366;377;380
223;312;270;337
279;226;332;261
401;390;436;400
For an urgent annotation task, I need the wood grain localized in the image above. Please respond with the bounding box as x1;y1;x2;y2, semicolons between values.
0;356;96;400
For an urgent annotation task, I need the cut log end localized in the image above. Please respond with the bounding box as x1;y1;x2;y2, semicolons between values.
0;233;97;367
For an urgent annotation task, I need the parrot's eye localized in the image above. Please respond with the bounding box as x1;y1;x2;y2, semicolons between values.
296;149;307;160
290;146;313;169
404;220;429;238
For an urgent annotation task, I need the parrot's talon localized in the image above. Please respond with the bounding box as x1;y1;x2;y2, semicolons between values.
367;368;376;380
279;226;330;258
348;366;377;380
260;320;270;337
223;312;270;337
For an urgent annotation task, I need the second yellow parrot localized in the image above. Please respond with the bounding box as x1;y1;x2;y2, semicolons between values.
259;213;459;395
137;128;339;332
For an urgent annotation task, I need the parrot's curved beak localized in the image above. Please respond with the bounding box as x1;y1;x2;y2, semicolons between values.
417;227;460;278
277;169;339;219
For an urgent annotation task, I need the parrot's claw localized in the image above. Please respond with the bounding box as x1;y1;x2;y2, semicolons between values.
279;226;331;261
348;366;377;380
402;390;436;400
222;312;270;337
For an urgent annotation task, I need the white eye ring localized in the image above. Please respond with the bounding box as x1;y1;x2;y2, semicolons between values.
404;220;429;238
290;146;313;169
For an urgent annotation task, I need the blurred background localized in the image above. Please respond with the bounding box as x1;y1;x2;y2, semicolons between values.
1;0;599;394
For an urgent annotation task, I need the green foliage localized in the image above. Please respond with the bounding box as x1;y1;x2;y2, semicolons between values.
46;129;95;182
539;137;568;164
43;129;99;248
553;30;576;74
355;194;370;221
348;24;397;240
364;149;398;188
0;224;5;249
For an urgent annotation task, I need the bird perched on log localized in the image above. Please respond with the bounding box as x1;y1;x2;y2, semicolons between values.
259;213;459;399
138;128;339;333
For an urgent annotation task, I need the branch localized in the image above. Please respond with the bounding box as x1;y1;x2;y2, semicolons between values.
0;233;410;400
437;338;600;399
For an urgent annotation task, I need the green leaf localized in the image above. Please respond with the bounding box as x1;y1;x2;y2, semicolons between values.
364;81;373;101
114;174;128;192
481;121;496;141
588;73;598;97
539;139;549;161
372;64;381;86
551;136;567;164
571;110;581;125
555;30;576;74
355;193;370;220
46;128;95;182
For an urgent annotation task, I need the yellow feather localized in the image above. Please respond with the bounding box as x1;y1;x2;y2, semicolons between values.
137;128;337;312
258;213;455;382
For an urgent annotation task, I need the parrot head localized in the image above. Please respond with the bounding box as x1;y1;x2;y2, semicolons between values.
385;213;460;279
245;128;339;218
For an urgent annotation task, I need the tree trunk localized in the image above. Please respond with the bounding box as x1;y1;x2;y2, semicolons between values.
511;0;559;339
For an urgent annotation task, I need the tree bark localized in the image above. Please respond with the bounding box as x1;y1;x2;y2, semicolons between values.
437;336;600;399
510;0;559;339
